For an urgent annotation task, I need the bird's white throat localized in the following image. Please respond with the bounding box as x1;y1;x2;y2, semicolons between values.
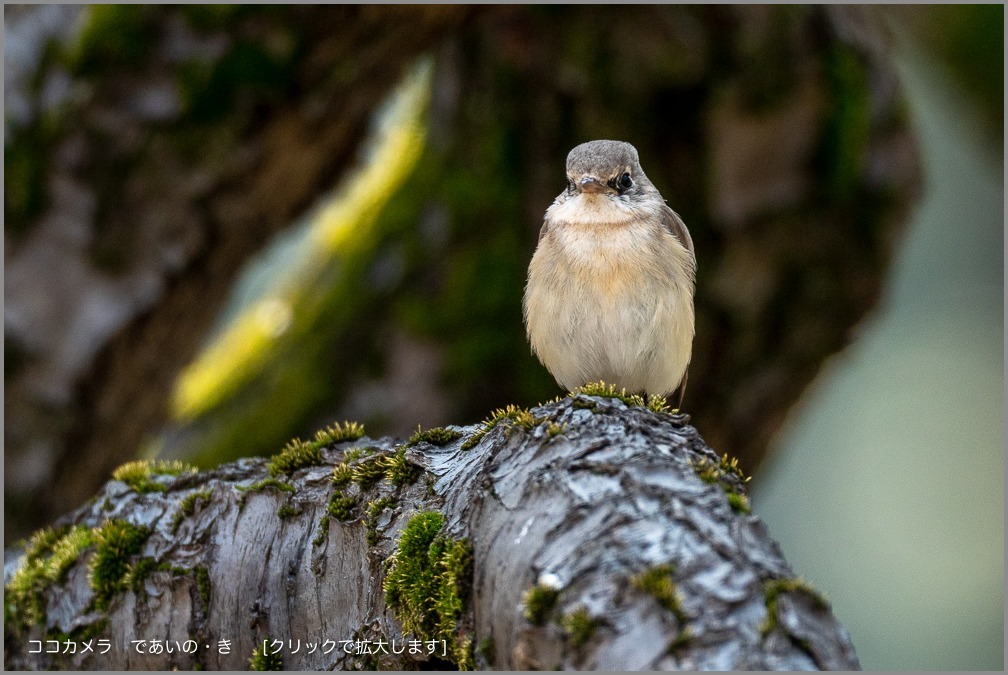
546;193;640;226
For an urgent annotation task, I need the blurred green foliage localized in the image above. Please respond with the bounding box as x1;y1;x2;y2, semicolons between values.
896;4;1003;137
68;5;160;75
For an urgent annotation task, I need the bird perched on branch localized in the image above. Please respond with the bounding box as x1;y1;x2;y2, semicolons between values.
523;140;696;408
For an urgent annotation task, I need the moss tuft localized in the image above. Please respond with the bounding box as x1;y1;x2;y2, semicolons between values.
331;462;354;488
267;437;323;477
150;460;200;477
249;636;283;670
632;563;692;653
462;404;539;450
332;447;422;491
726;490;751;514
121;558;188;598
717;453;751;483
276;503;302;519
573;381;646;407
124;557;159;595
341;446;370;463
170;489;214;534
366;498;397;547
312;421;366;447
521;583;560;625
407;425;463;447
112;459;198;494
691;458;720;485
561;605;597;647
383;511;472;668
544;421;567;440
194;566;212;610
6;525;94;627
647;393;670;413
90;519;152;611
313;489;359;547
353;456;388;491
688;454;752;514
631;563;687;624
313;514;330;547
328;493;358;521
23;525;69;564
384;447;422;487
760;577;829;636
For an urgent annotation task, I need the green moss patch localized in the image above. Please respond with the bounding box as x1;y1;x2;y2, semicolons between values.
112;459;198;494
313;491;359;547
568;381;679;414
352;456;388;491
574;381;646;407
632;564;687;623
688;454;752;514
407;425;463;447
384;447;421;487
6;525;94;627
544;421;567;440
249;635;283;670
366;498;397;547
194;566;212;610
328;493;358;521
331;461;354;488
383;511;472;668
560;606;597;647
646;393;671;413
267;438;323;477
312;421;366;447
170;489;213;534
521;583;560;625
122;558;188;598
760;577;829;636
332;447;422;491
631;563;690;652
462;404;539;450
90;519;152;611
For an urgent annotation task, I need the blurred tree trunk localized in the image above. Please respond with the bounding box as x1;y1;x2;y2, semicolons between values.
4;5;919;544
4;397;860;670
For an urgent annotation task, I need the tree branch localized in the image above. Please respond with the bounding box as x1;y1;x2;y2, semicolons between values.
5;393;859;670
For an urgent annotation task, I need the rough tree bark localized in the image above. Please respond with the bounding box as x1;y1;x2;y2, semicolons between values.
5;394;859;671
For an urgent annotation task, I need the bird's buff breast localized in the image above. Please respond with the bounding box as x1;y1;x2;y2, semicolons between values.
524;219;694;395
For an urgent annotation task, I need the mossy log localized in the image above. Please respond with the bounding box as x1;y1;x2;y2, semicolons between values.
4;395;859;670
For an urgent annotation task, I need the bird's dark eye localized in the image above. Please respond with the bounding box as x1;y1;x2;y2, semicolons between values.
618;172;633;190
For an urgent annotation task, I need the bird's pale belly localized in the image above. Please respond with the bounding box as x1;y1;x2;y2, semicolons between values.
525;248;693;396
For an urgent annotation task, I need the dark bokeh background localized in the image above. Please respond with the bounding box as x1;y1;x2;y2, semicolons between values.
4;5;1002;669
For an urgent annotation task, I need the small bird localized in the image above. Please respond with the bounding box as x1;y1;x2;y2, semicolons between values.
523;140;696;408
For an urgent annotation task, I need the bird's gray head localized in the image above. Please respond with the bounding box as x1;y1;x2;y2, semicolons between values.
563;139;656;200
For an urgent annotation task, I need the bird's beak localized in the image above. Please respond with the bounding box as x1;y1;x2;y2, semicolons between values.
579;176;607;194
